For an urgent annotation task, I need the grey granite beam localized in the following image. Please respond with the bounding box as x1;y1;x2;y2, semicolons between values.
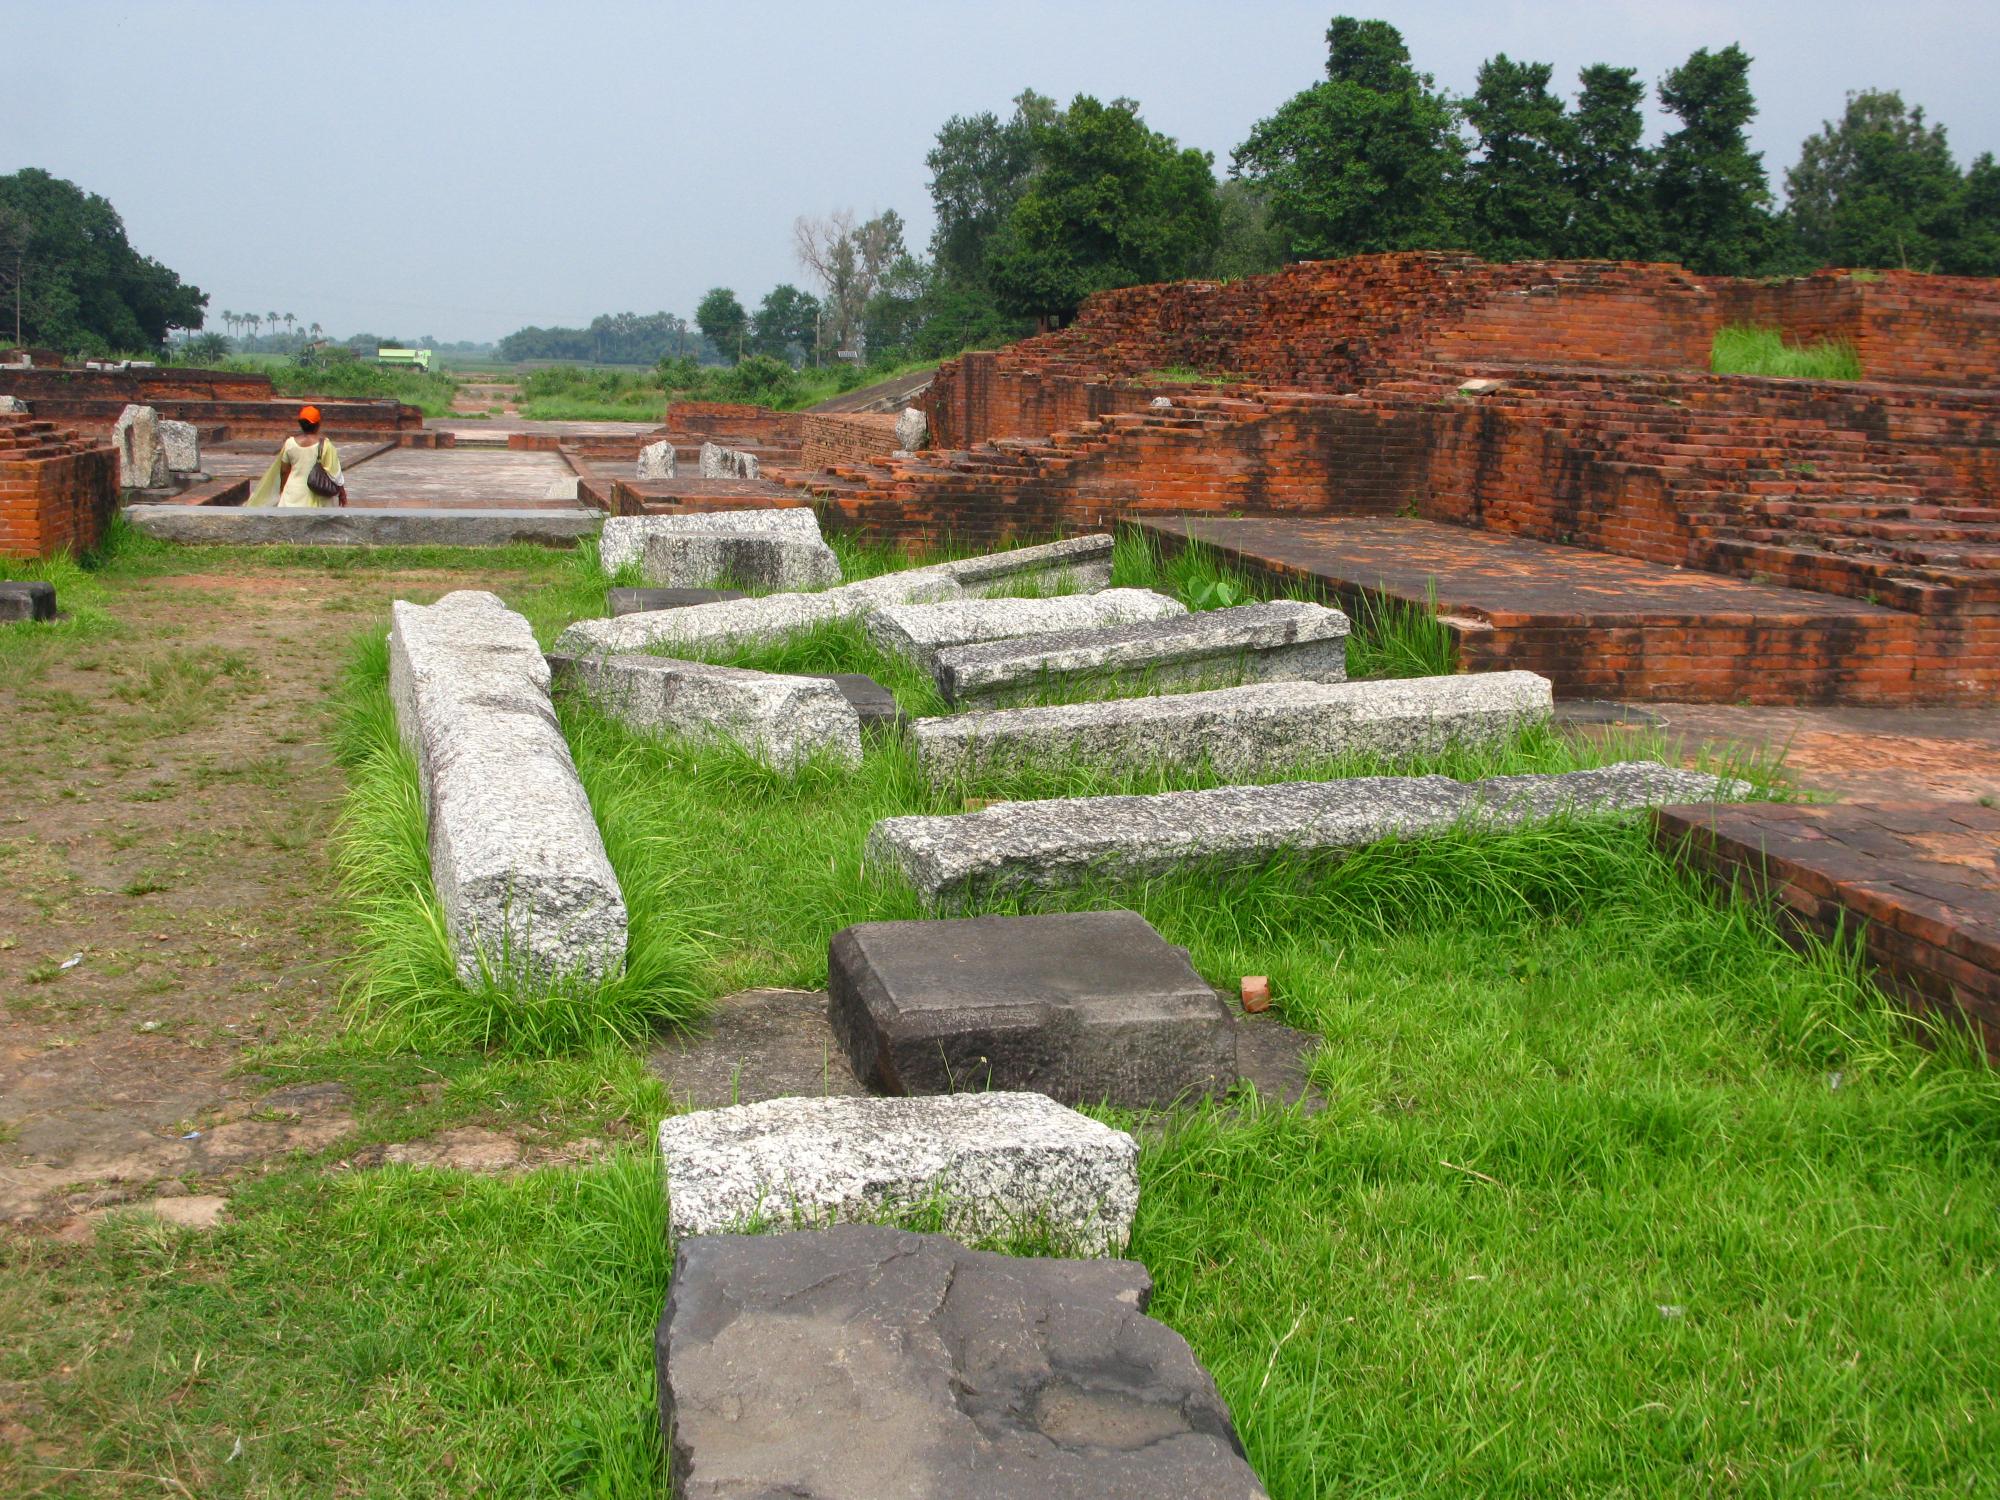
913;670;1553;786
866;761;1745;907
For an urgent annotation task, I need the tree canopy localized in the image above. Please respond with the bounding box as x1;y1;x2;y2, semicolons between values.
694;287;749;363
0;168;206;353
986;94;1221;323
1232;18;1464;260
1786;90;1966;271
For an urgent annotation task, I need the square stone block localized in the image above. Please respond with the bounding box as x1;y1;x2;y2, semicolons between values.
828;909;1236;1108
0;580;57;622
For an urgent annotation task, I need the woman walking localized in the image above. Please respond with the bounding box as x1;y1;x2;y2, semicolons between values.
248;404;347;506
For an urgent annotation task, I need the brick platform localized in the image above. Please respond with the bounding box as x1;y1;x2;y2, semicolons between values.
1140;515;1918;703
1656;800;2000;1057
0;412;119;559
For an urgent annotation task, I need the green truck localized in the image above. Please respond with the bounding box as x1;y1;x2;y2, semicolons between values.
375;346;433;372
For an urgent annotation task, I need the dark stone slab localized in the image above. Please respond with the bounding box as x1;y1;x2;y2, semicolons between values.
1232;1014;1324;1112
659;1225;1266;1500
0;580;56;623
608;585;748;617
802;671;904;738
828;909;1237;1108
648;989;866;1110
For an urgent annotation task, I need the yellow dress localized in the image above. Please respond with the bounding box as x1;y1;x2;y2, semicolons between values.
247;436;343;507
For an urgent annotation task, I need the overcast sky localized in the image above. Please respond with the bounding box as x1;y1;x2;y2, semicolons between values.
7;1;1996;343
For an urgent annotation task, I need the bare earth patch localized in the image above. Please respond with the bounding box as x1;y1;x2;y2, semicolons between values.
0;565;562;1230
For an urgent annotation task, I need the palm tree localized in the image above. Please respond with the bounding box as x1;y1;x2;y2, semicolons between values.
283;312;296;341
309;321;322;340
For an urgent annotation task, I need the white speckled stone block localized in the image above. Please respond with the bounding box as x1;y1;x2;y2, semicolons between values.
598;508;821;577
867;762;1747;907
913;670;1553;785
387;591;626;983
639;530;841;592
549;651;861;771
658;1091;1140;1254
867;589;1186;675
945;533;1114;595
555;567;963;656
934;599;1350;707
635;440;677;481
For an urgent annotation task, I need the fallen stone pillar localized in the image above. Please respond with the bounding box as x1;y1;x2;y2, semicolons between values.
658;1225;1267;1499
554;567;962;656
599;508;821;576
935;599;1350;707
122;506;603;547
607;586;747;616
867;589;1185;675
867;762;1745;907
913;670;1554;786
635;440;676;480
640;529;841;591
0;580;57;622
388;590;626;982
657;1091;1139;1252
829;910;1236;1108
943;533;1113;595
549;651;861;771
698;440;761;479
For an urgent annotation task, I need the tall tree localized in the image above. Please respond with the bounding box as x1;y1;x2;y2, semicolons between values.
1232;17;1464;260
750;283;821;362
0;169;205;352
795;208;909;355
1462;54;1573;261
986;93;1221;324
925;92;1050;287
1209;180;1286;279
1654;45;1778;275
1946;152;2000;275
1786;90;1963;270
694;287;748;363
1563;64;1657;259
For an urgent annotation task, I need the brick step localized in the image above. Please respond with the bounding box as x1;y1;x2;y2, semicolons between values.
1696;538;1998;610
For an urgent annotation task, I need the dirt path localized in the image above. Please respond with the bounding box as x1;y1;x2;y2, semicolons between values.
0;565;519;1227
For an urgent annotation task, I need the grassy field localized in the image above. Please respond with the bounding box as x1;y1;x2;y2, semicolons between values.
4;528;1996;1496
1711;325;1865;381
516;357;934;422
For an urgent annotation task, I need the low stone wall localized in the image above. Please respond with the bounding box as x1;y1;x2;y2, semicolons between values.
0;412;119;559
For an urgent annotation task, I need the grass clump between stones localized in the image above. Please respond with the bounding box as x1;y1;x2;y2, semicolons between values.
1711;323;1864;381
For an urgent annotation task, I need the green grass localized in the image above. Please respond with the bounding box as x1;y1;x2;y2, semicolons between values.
243;357;464;418
330;632;714;1055
515;357;937;421
1142;364;1248;386
14;539;1994;1494
1711;324;1864;382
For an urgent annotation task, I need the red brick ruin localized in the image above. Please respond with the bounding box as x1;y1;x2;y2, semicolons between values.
782;253;2000;706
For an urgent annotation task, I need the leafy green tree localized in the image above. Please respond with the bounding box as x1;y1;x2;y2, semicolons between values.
0;168;205;352
1563;64;1657;259
1946;153;2000;275
924;93;1051;288
1462;54;1573;260
1209;180;1285;279
694;287;749;363
1654;45;1778;275
1785;90;1963;270
1232;17;1464;260
750;283;820;362
987;94;1221;324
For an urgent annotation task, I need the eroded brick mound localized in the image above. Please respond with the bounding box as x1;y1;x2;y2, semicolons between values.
0;411;120;559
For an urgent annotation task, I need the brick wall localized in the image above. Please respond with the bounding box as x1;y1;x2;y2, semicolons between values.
0;413;120;560
0;366;274;403
664;402;806;445
798;412;900;468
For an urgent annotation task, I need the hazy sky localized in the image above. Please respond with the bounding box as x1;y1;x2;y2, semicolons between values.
7;1;1997;343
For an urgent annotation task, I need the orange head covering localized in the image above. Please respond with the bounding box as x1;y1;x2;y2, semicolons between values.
297;404;322;426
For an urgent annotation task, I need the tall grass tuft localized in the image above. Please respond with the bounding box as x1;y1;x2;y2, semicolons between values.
331;631;716;1054
1712;324;1863;381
